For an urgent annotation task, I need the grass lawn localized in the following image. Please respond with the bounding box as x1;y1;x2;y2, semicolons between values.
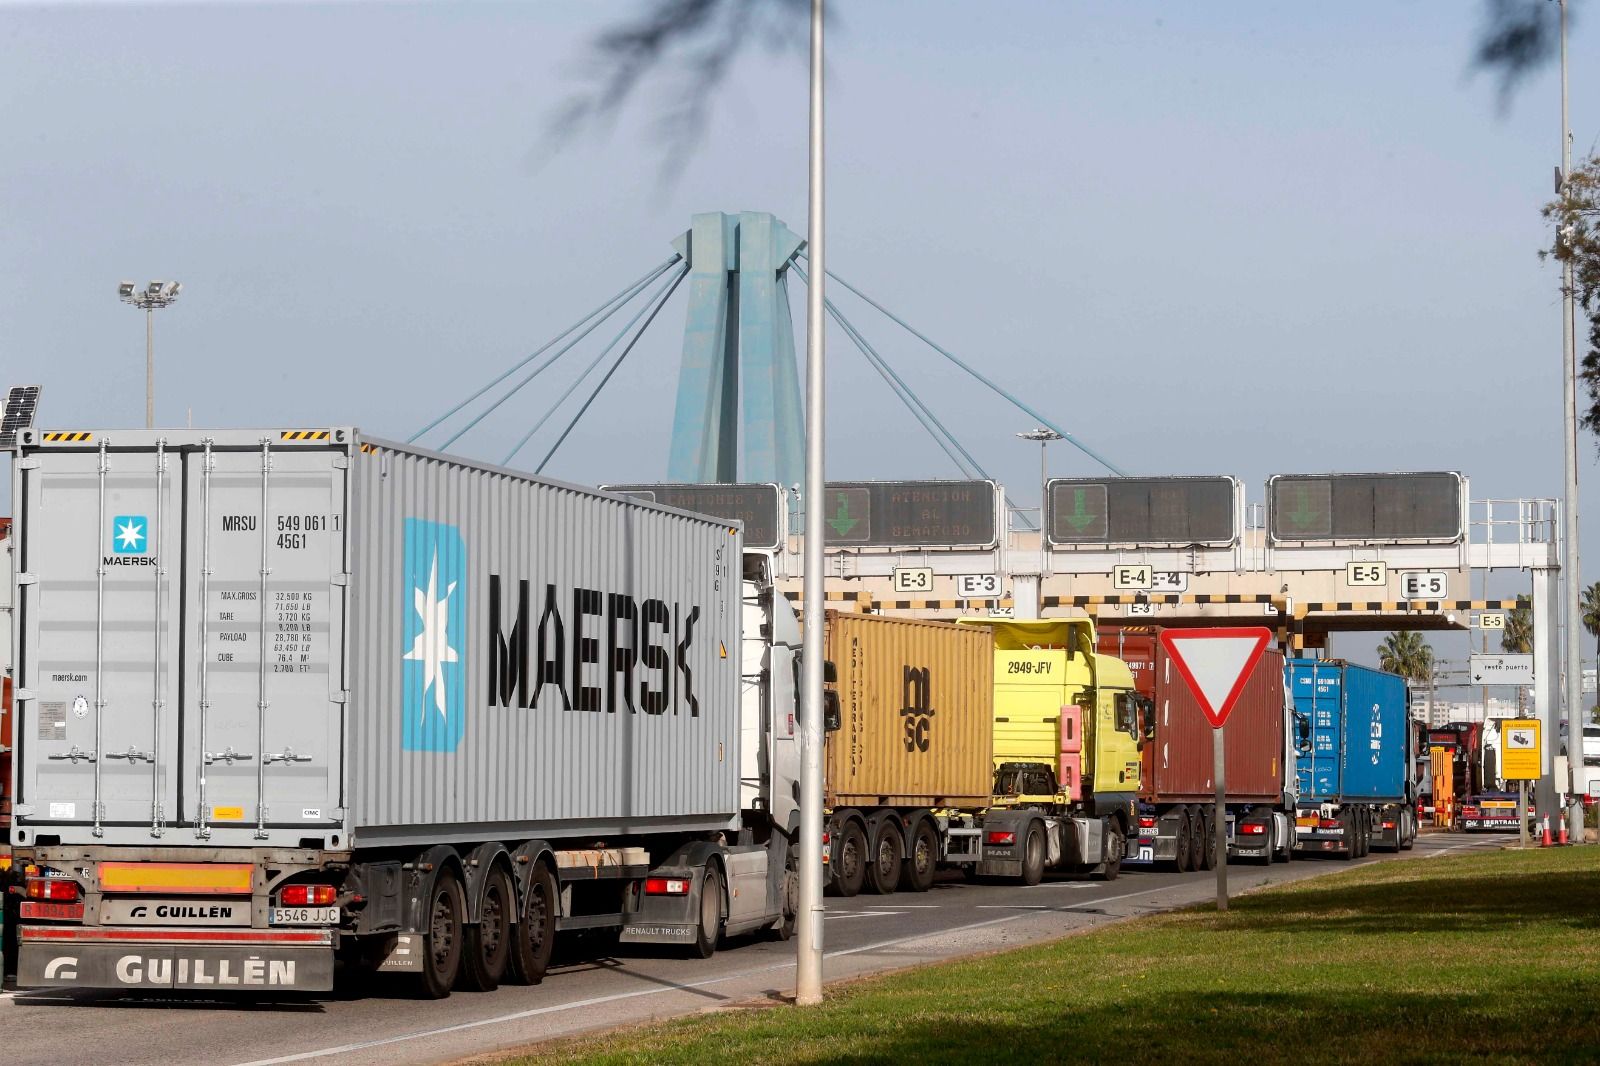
518;846;1600;1065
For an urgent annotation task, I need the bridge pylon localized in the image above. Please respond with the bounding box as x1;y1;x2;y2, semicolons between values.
667;211;805;485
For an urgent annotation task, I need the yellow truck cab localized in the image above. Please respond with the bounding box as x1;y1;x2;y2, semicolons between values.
961;618;1141;883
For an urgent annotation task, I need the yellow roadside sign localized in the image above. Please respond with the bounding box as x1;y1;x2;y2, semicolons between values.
1502;719;1541;780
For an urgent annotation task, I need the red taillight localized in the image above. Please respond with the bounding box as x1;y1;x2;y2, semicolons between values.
1461;807;1479;817
985;831;1016;846
1319;819;1342;831
1381;822;1396;830
279;884;336;906
25;878;81;902
1137;817;1156;829
1241;823;1266;835
822;832;831;845
644;877;691;896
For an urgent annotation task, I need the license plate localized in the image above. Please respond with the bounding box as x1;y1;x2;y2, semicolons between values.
269;906;338;925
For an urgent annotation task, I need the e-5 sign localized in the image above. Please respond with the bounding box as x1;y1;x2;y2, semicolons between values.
1345;561;1387;587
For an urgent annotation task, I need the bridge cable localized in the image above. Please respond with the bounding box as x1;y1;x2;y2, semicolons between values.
795;252;1126;477
792;264;1038;532
534;264;690;474
412;254;681;447
502;263;687;467
793;264;981;478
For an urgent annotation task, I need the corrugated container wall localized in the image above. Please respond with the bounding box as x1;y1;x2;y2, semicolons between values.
1100;627;1285;803
819;613;993;808
1289;659;1408;803
349;439;743;844
8;431;740;851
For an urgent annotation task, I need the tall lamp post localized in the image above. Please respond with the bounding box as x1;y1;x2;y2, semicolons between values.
1017;428;1063;547
119;280;182;430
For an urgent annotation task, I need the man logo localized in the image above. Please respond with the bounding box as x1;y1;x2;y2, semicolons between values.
402;518;467;752
44;957;78;980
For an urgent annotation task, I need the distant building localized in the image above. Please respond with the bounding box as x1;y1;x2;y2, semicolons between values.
1410;696;1520;728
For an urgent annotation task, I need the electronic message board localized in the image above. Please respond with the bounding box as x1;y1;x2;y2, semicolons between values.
1046;476;1237;546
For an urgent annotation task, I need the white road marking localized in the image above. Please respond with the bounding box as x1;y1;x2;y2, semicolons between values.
227;911;1041;1066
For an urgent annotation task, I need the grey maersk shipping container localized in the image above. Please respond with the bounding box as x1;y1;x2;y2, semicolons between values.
8;429;741;852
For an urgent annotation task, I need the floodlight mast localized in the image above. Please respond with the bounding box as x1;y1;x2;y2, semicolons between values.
119;279;182;429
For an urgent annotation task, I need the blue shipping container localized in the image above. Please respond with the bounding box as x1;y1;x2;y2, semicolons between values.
1288;659;1409;803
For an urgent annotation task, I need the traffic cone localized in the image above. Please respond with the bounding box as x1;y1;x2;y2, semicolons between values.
1559;819;1570;846
1542;816;1553;847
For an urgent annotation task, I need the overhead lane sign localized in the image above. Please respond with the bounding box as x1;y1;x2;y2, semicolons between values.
1157;627;1274;728
604;483;784;549
1268;473;1463;543
820;480;997;548
1046;477;1237;547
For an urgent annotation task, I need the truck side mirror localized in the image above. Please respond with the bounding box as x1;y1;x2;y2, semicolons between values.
822;660;837;684
1293;711;1312;755
823;692;841;732
1140;699;1155;741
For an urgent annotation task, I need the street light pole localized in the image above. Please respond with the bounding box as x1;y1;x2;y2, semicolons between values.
1016;427;1063;555
119;280;182;430
1558;0;1586;845
795;0;827;1008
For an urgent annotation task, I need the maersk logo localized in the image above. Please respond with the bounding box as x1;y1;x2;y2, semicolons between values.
112;515;148;553
402;518;467;753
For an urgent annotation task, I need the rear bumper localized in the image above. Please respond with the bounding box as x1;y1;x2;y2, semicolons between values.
17;926;334;991
1293;829;1349;853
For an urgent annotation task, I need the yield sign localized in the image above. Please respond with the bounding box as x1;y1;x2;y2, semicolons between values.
1157;627;1273;729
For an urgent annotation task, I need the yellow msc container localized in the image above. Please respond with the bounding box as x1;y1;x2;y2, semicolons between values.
816;612;995;808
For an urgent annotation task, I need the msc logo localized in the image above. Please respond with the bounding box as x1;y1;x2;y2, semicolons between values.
402;518;467;753
112;515;148;553
900;666;935;753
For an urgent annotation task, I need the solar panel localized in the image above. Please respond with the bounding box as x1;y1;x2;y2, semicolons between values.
0;384;42;448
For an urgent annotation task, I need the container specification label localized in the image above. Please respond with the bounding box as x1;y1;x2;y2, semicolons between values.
209;586;328;675
271;590;321;674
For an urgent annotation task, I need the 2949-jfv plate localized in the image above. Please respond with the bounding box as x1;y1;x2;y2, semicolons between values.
270;906;338;925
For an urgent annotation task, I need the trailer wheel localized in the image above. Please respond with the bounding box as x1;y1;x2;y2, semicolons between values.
768;852;799;942
1173;808;1193;873
1337;811;1355;861
832;822;867;897
507;859;557;986
414;870;465;1000
458;866;514;992
865;824;904;895
1187;808;1207;872
1093;819;1124;881
1399;810;1415;851
689;867;724;959
899;819;939;893
1020;824;1046;886
1197;809;1215;871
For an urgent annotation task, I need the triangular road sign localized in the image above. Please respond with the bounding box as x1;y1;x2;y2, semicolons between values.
1157;627;1273;729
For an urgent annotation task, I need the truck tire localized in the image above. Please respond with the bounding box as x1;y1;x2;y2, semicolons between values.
1188;808;1207;872
768;852;798;942
1400;811;1415;851
1020;824;1047;886
865;824;903;895
506;859;557;986
1337;812;1355;861
833;822;867;897
899;820;939;893
1093;819;1124;881
414;870;466;1000
458;866;514;992
1197;809;1215;871
1174;807;1193;873
689;867;724;959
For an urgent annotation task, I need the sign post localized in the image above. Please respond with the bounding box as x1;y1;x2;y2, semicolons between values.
1157;627;1274;912
1502;718;1541;849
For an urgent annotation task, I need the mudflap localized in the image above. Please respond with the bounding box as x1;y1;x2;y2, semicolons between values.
18;936;334;991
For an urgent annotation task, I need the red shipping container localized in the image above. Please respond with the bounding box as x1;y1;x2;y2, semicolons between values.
1099;626;1285;804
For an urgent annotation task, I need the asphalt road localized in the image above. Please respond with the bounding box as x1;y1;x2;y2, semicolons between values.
0;832;1504;1065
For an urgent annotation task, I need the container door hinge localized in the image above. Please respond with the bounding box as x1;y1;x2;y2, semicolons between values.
15;458;40;470
16;572;38;586
14;687;36;702
332;456;350;470
331;573;350;587
14;804;36;817
332;808;348;821
331;690;349;704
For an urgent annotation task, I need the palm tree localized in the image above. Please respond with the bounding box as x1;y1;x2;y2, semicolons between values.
1377;631;1435;687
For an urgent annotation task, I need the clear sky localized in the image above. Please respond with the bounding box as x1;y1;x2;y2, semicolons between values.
1;1;1592;678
